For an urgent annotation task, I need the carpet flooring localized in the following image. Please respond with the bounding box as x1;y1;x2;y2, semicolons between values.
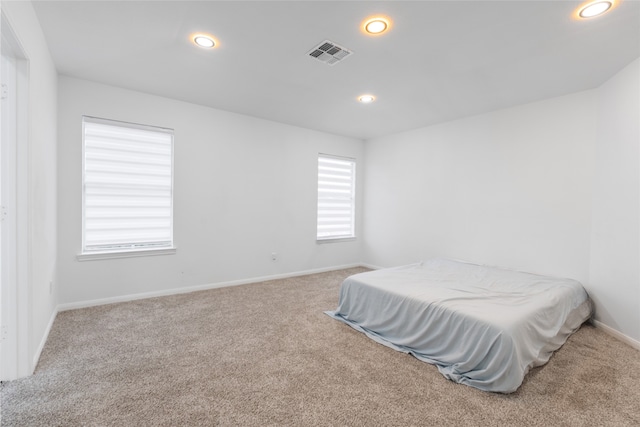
2;267;639;426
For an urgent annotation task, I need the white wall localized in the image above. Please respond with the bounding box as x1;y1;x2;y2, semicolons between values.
363;58;640;343
589;58;640;341
363;90;596;284
2;1;58;372
57;76;364;304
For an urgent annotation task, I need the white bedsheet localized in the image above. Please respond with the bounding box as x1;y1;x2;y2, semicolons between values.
325;258;592;393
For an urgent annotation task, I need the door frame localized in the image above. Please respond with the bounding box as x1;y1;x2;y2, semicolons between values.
1;10;31;381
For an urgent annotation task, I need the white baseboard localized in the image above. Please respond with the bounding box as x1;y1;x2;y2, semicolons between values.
32;306;59;372
591;319;640;351
57;263;366;312
360;263;384;270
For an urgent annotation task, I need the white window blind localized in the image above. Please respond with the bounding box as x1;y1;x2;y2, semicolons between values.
317;154;356;240
82;116;174;253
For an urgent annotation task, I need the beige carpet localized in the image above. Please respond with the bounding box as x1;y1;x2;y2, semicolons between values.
2;268;639;426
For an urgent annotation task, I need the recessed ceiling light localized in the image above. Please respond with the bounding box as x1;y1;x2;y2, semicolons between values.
578;1;613;18
358;95;375;103
365;19;388;34
193;35;216;48
362;17;391;35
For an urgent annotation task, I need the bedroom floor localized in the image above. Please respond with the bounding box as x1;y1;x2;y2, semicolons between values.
2;268;639;426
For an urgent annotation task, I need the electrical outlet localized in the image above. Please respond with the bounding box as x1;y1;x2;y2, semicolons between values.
271;252;278;261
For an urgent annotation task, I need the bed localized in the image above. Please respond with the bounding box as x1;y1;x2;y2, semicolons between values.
325;258;592;393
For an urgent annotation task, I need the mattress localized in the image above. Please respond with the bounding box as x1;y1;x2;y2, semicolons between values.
325;258;592;393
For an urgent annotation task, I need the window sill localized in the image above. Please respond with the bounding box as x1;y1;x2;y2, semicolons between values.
77;247;177;262
316;237;356;244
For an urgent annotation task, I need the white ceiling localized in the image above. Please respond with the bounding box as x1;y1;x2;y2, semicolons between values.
32;0;640;140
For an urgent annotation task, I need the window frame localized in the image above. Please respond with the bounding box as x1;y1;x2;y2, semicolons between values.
78;116;176;261
316;153;356;243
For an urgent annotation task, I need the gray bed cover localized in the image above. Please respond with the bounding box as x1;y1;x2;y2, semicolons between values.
325;258;592;393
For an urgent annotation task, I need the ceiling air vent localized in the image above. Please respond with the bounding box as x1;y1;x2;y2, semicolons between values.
307;40;353;66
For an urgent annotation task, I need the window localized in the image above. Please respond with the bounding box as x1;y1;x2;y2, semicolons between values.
317;154;356;241
80;116;174;259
